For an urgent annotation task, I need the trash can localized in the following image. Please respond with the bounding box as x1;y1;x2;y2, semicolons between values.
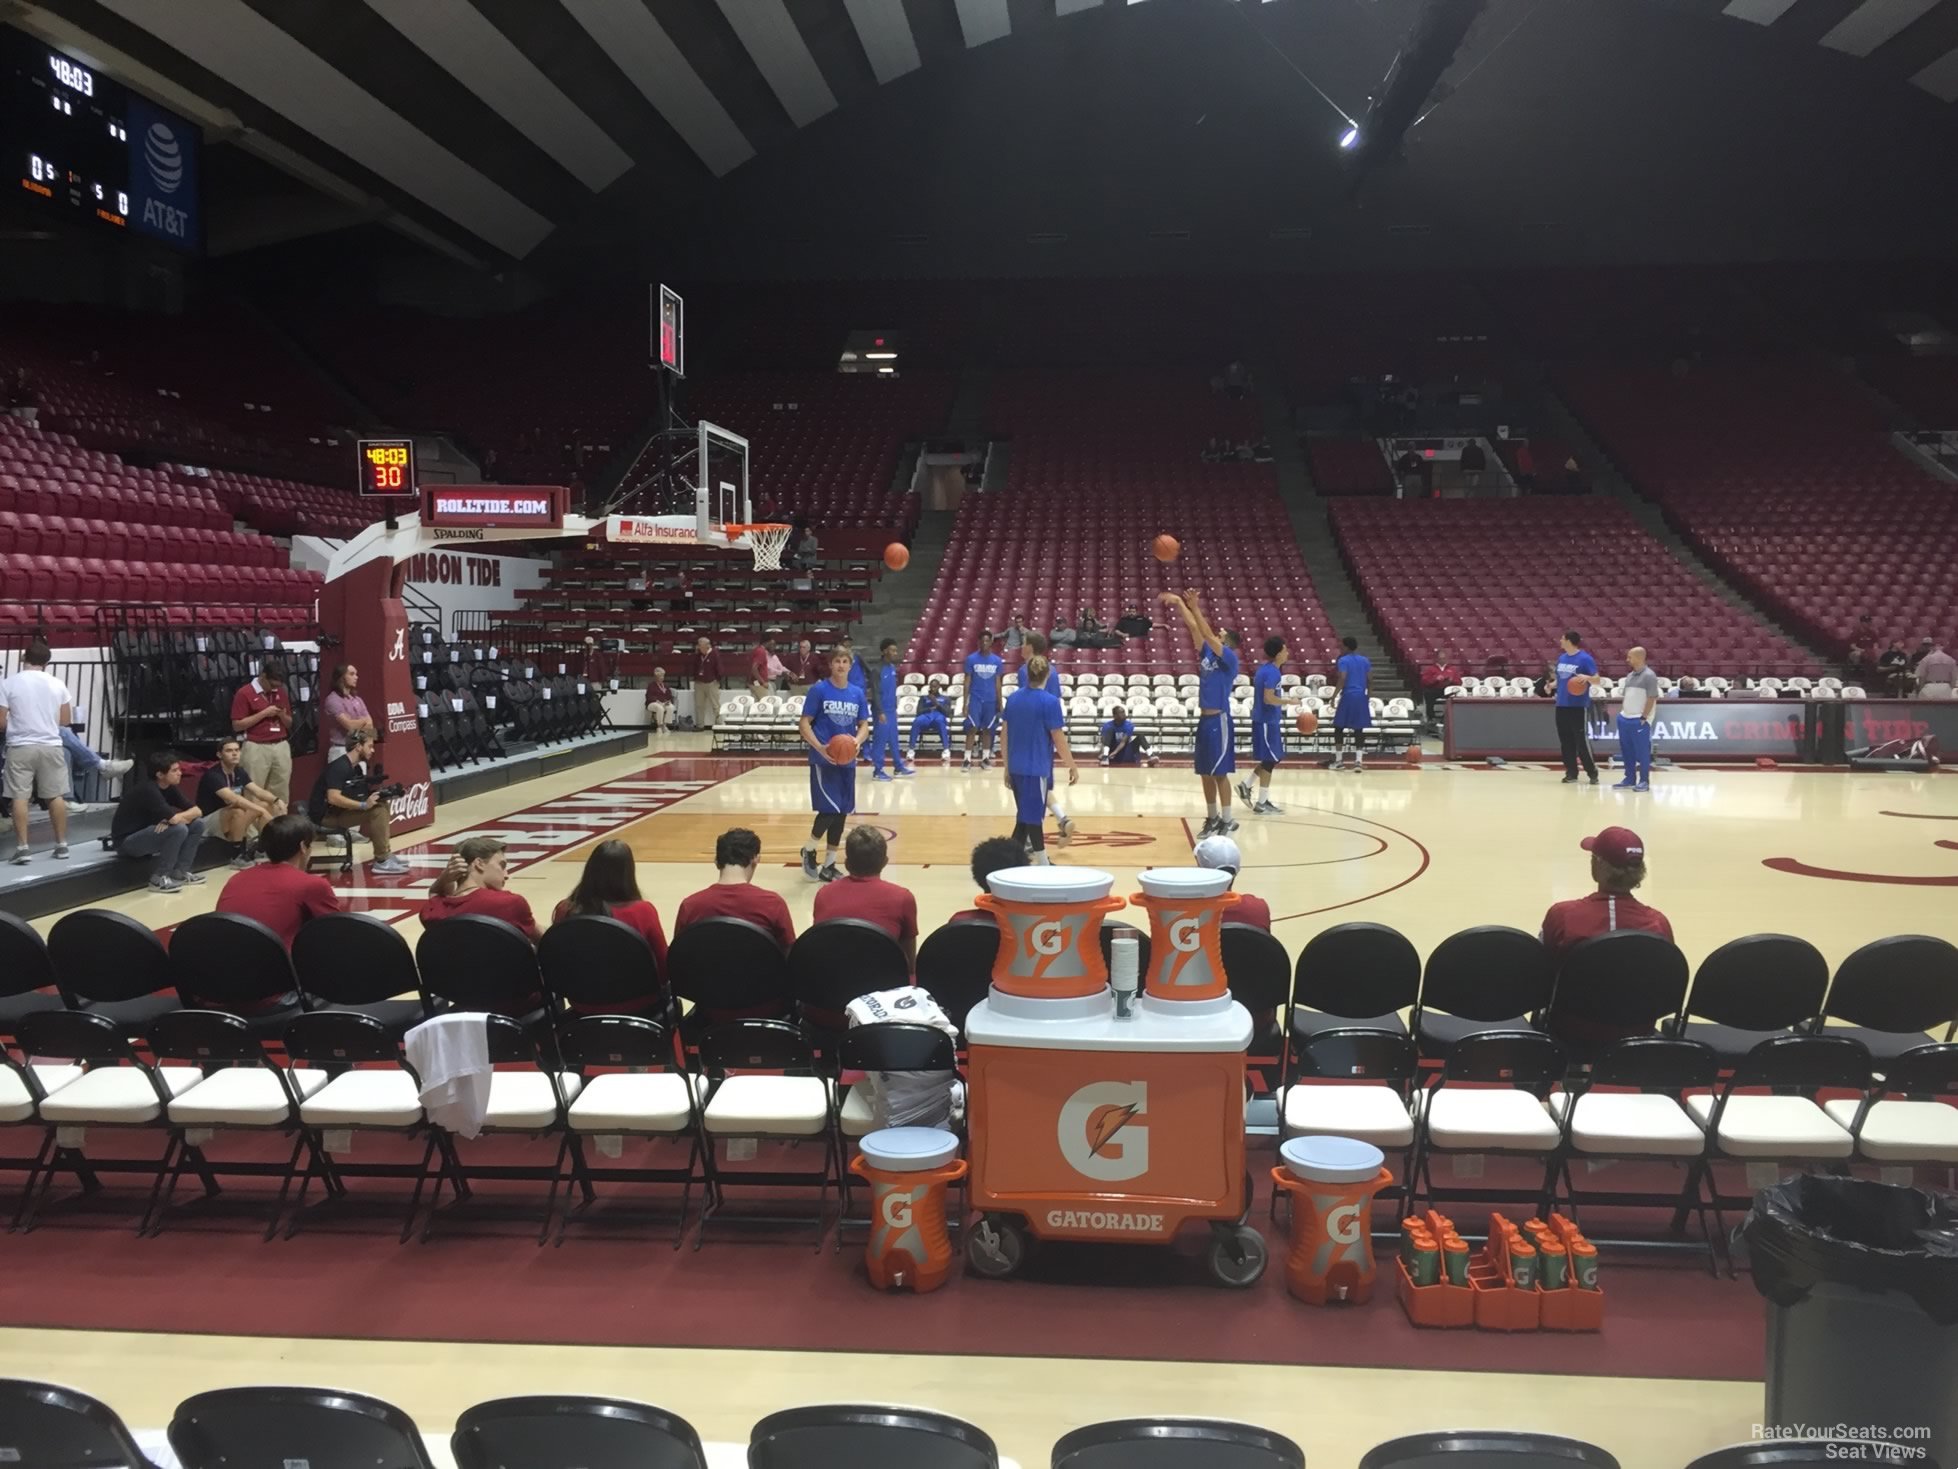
1742;1176;1958;1462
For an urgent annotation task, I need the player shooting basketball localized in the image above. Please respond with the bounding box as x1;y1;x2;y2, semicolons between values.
799;647;871;882
1162;587;1241;836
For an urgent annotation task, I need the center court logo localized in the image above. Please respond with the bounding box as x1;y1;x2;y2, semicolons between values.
144;122;183;194
1057;1080;1149;1182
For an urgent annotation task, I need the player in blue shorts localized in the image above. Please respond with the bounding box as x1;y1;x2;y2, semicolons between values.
1237;635;1289;814
1331;635;1372;772
1099;705;1157;766
1022;632;1075;843
1163;587;1241;836
1000;653;1077;864
867;637;915;781
798;648;871;881
909;676;955;763
961;631;1005;772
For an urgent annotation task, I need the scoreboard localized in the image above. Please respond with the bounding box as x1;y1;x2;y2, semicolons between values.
2;26;202;253
357;438;418;498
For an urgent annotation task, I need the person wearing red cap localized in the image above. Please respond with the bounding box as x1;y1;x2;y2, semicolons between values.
1540;826;1672;953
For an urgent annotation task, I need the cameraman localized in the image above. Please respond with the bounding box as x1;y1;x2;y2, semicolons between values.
306;728;408;875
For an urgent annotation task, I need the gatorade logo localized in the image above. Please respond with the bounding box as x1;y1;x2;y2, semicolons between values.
1030;920;1067;957
1058;1081;1149;1182
881;1192;913;1230
1326;1201;1363;1247
1169;917;1202;952
1158;906;1215;988
1004;910;1089;980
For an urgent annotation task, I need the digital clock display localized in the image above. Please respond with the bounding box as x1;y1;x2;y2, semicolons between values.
357;439;418;498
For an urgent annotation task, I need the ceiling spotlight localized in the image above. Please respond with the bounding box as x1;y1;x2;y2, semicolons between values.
1339;126;1360;150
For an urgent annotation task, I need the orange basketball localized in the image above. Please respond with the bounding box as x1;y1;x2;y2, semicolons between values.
1566;675;1590;695
1295;709;1319;735
883;542;910;571
826;732;860;765
1152;533;1180;563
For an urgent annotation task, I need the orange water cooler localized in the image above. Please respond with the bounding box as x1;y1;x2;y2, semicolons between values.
1270;1136;1393;1305
849;1127;967;1293
963;867;1265;1288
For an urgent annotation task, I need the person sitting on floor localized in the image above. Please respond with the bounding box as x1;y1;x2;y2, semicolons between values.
109;750;214;893
1099;705;1158;767
552;837;668;1014
949;835;1032;924
424;835;540;940
674;826;795;951
198;736;284;867
215;813;343;949
813;825;920;968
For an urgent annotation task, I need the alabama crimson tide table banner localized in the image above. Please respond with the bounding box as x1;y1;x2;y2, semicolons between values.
1445;697;1812;762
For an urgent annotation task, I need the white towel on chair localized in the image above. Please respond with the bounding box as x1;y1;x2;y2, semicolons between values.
406;1012;491;1139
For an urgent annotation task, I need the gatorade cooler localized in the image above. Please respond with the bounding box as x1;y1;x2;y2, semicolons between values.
1131;867;1239;1001
962;972;1265;1288
848;1127;967;1293
973;867;1126;1000
1270;1136;1394;1305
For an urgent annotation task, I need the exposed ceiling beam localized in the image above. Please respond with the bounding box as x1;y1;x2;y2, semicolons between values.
1820;0;1940;56
1721;0;1801;22
362;0;634;192
841;0;921;82
1912;42;1958;96
557;0;754;175
713;0;838;126
953;0;1011;48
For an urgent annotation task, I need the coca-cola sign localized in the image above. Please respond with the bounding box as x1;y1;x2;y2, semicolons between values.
389;780;432;826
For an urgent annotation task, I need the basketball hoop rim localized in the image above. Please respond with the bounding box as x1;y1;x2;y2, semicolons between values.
724;521;793;571
721;522;793;536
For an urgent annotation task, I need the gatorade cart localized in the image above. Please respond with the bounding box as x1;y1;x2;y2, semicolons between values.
962;866;1267;1287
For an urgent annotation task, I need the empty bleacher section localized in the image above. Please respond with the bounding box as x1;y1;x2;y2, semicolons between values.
1558;357;1956;656
1330;497;1822;680
1306;437;1395;497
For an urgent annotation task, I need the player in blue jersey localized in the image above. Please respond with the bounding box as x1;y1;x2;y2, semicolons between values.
909;676;955;764
960;631;1006;771
1021;632;1075;842
1237;635;1289;813
838;635;870;696
798;648;871;881
1000;653;1078;864
1163;588;1242;836
1331;635;1372;772
1554;630;1600;785
867;637;915;781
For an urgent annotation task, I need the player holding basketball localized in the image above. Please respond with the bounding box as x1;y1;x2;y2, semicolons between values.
1163;588;1241;835
1238;635;1289;813
1022;631;1076;843
961;631;1005;771
1331;635;1372;771
1554;631;1600;785
799;648;871;882
1000;653;1078;864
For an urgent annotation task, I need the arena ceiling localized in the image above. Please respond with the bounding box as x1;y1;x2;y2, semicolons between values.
10;0;1958;275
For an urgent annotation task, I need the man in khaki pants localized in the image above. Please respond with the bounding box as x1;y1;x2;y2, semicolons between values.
230;656;293;817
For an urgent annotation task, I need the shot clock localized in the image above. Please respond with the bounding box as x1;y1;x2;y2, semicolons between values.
357;438;417;498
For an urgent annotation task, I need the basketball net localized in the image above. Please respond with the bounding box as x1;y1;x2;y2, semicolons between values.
725;522;792;571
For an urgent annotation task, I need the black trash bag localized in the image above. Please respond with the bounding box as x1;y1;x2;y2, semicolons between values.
1743;1176;1958;1325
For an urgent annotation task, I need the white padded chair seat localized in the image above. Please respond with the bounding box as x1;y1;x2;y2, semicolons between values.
300;1071;424;1129
0;1064;83;1124
169;1068;327;1127
1422;1088;1559;1151
39;1065;203;1124
1549;1091;1706;1157
703;1075;830;1137
839;1083;877;1139
567;1073;700;1134
1686;1094;1852;1158
1280;1084;1416;1148
1824;1098;1958;1162
483;1072;581;1131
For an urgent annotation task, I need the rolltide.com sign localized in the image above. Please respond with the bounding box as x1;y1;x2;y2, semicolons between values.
420;485;567;530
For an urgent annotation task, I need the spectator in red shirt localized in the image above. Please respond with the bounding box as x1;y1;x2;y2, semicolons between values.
1540;826;1672;951
552;838;667;1015
794;638;825;689
229;657;293;812
423;836;540;940
1417;648;1460;729
215;813;343;949
675;827;796;951
949;835;1031;925
1194;833;1271;930
692;636;724;733
749;636;788;697
814;826;920;966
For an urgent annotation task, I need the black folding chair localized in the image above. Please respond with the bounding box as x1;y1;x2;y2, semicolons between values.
789;919;914;1041
667;916;792;1040
1550;1034;1721;1271
1666;934;1829;1063
748;1405;997;1469
1820;935;1958;1062
293;912;431;1037
1360;1432;1620;1469
1274;1027;1420;1218
169;1387;437;1469
166;913;307;1036
1830;1040;1958;1181
415;914;551;1033
835;1020;963;1234
453;1396;708;1469
1288;922;1419;1041
1541;930;1689;1065
1413;925;1553;1058
1688;1443;1943;1469
695;1019;838;1249
553;1014;704;1246
1055;1418;1304;1469
0;1379;157;1469
1410;1030;1567;1215
46;908;181;1033
0;911;64;1041
915;920;997;1041
540;914;671;1025
1221;922;1292;1081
